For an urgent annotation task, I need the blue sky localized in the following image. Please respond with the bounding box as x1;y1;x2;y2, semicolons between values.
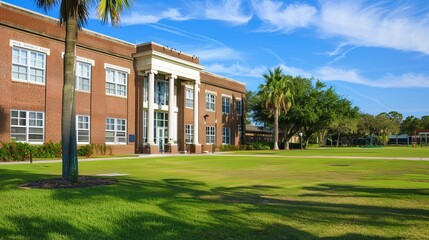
4;0;429;118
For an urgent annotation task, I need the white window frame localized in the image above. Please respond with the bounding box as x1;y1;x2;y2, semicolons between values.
76;61;91;92
222;127;230;145
11;47;46;85
105;68;128;98
105;118;127;144
185;124;193;144
222;97;231;114
76;115;90;144
206;126;215;144
206;93;216;111
236;99;243;116
10;110;44;143
185;88;194;108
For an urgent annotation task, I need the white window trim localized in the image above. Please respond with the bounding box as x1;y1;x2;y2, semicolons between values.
205;90;217;96
222;96;231;115
236;99;243;116
185;87;194;109
222;127;231;145
11;47;47;86
61;52;95;66
206;93;216;112
10;40;50;55
104;63;130;74
76;115;90;144
185;124;193;144
206;126;215;145
105;118;127;145
10;110;44;144
76;61;92;93
105;68;128;98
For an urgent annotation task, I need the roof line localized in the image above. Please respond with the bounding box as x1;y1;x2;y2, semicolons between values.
1;1;135;47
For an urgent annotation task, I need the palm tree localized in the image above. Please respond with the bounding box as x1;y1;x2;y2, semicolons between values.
36;0;131;182
258;67;293;150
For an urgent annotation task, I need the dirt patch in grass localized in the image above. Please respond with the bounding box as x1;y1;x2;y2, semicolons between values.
20;176;117;189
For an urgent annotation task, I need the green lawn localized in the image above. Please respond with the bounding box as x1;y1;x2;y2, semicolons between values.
1;153;429;239
235;146;429;158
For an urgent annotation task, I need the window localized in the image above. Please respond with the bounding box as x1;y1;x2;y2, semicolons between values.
206;93;215;111
143;111;148;143
236;99;242;116
222;127;230;144
155;78;169;105
10;110;44;143
77;115;90;143
206;126;215;144
185;124;193;143
186;88;194;108
106;69;127;97
105;118;127;144
143;77;148;102
238;124;242;145
12;47;46;84
222;97;231;114
76;62;91;92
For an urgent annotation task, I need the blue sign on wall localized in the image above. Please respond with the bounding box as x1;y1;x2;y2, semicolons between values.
129;134;135;143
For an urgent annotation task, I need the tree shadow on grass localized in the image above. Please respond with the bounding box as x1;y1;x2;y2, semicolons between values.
301;183;429;198
0;169;422;239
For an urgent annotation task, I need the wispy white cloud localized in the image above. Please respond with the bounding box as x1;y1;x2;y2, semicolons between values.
201;0;252;25
317;1;429;55
252;0;317;32
121;8;190;25
121;0;251;25
193;47;244;61
206;63;266;77
316;67;429;88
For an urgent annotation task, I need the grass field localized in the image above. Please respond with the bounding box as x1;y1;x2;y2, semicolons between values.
1;150;429;239
236;146;429;158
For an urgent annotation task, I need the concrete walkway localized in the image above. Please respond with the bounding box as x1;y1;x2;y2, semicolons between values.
1;152;428;165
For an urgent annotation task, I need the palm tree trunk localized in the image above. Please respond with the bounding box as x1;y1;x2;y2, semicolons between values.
62;13;78;182
283;126;290;150
273;109;279;150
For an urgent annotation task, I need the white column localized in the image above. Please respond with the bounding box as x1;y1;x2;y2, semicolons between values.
168;75;176;144
193;82;199;144
146;69;157;144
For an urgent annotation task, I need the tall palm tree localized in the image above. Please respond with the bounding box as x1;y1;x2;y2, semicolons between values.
258;67;293;150
36;0;131;182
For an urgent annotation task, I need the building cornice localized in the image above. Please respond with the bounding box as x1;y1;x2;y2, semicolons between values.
133;50;205;71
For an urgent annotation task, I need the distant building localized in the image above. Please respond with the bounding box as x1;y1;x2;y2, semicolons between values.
0;2;246;154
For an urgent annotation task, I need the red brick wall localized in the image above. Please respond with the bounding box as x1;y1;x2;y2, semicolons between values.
0;3;136;154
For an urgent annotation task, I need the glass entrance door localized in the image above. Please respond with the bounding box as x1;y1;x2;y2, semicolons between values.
156;127;168;152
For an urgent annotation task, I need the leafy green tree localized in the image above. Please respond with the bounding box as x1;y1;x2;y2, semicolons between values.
421;116;429;129
300;85;357;147
400;116;421;135
386;111;403;144
36;0;131;182
258;67;293;150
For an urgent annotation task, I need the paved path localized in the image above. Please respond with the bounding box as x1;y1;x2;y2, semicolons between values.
1;152;428;165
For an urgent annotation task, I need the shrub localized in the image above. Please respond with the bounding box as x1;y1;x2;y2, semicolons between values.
78;144;94;158
94;144;107;155
32;141;62;158
0;141;30;161
219;144;240;151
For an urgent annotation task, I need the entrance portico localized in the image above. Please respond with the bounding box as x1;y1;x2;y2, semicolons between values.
134;42;204;154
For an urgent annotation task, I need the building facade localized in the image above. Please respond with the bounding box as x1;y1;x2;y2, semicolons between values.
0;2;246;154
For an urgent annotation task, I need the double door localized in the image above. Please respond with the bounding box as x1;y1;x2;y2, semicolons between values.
155;127;168;152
